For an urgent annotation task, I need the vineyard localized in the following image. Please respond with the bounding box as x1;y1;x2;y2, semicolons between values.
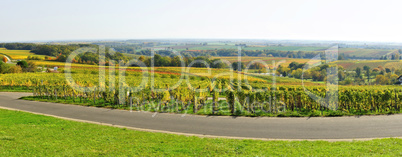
20;80;402;117
1;59;402;117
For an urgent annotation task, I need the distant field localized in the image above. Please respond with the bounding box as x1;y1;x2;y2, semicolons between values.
0;49;49;60
34;56;401;74
144;45;399;60
122;53;141;58
189;45;237;50
333;60;402;70
243;46;326;51
150;45;327;52
30;60;267;83
27;60;319;86
34;61;100;67
213;56;319;68
339;48;397;59
215;56;402;71
188;45;326;52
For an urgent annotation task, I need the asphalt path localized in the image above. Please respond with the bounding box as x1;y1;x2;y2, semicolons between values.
0;92;401;141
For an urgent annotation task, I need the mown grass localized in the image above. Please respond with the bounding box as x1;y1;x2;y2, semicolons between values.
0;108;401;156
0;86;32;92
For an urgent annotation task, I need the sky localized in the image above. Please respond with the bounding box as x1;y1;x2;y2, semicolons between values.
1;0;402;42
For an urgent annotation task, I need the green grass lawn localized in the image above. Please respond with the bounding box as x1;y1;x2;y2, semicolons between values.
0;86;32;92
0;109;401;156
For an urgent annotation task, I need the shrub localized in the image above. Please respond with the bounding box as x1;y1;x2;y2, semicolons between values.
27;56;43;60
26;61;37;72
0;62;10;74
9;65;22;73
91;71;99;75
373;68;380;72
2;56;7;63
17;60;28;69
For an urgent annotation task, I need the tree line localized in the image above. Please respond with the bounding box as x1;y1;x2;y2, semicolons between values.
0;43;131;63
276;61;402;85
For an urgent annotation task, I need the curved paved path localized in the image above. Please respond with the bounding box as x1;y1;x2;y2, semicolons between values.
0;92;401;141
0;53;12;63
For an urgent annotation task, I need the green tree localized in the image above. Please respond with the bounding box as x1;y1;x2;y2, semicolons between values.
232;62;245;71
385;68;391;73
338;70;346;81
170;56;182;67
355;67;361;78
26;61;37;72
338;54;345;60
363;65;370;71
17;60;28;69
211;59;227;69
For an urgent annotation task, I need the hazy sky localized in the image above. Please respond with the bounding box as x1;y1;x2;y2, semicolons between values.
1;0;402;42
